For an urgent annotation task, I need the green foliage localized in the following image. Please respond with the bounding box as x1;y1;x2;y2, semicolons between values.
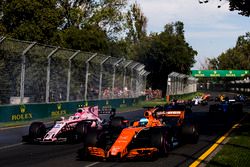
207;57;219;70
134;22;197;94
229;0;250;17
199;0;250;17
1;0;63;43
125;2;147;44
0;0;128;46
54;25;109;53
88;0;127;37
208;32;250;70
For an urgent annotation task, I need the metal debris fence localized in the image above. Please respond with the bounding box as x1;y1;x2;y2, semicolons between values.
166;72;198;96
228;79;250;93
0;37;149;104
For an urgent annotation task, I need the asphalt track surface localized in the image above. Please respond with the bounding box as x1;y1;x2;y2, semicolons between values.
0;92;246;167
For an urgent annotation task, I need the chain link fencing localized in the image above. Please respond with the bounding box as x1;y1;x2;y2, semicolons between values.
166;72;198;96
0;37;149;105
228;79;250;93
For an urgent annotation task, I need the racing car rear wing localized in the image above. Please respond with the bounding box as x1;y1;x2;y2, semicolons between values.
143;106;185;119
155;110;183;117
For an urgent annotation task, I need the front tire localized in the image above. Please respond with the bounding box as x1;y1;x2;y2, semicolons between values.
150;129;169;156
75;121;89;141
29;122;46;141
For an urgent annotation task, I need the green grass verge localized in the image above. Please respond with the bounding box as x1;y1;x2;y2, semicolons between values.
170;92;203;101
207;113;250;167
139;99;167;107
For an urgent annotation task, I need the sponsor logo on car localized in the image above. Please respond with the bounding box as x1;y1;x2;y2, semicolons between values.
167;111;181;115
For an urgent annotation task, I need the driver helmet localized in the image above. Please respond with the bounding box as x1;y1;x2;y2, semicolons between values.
75;108;83;117
77;108;83;113
139;118;148;126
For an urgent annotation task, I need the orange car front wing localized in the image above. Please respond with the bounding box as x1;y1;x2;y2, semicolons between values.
88;147;106;158
126;148;158;158
87;147;159;159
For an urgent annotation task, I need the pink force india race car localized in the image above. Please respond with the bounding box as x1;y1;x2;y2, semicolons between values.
22;105;126;143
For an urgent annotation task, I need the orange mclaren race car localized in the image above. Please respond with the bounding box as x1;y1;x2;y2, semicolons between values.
79;104;199;161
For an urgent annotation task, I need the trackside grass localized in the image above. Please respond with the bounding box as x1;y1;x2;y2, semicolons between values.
207;113;250;167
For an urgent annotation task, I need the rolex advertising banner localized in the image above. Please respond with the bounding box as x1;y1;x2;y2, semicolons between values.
191;70;249;77
0;96;145;122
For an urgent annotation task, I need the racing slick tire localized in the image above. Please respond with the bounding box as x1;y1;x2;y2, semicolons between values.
84;131;98;146
110;116;127;129
181;124;199;144
209;104;217;113
79;131;98;160
232;103;243;113
150;128;169;156
76;121;89;140
29;122;46;141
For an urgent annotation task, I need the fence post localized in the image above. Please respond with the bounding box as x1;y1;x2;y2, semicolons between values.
45;47;60;103
135;64;145;97
144;72;150;98
111;58;124;99
66;50;80;101
98;56;111;100
20;42;36;104
123;61;132;98
84;53;97;101
0;36;6;43
138;70;146;97
130;63;139;97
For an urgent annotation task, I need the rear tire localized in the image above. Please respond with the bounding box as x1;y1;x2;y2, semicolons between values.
110;116;125;128
209;105;215;112
84;131;98;146
181;124;199;144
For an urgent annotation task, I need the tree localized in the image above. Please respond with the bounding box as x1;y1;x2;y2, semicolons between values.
0;0;128;45
57;0;95;29
88;0;128;38
1;0;63;43
229;0;250;16
209;32;250;70
134;22;197;95
55;25;109;53
199;0;250;17
125;2;147;44
207;57;219;69
58;0;128;37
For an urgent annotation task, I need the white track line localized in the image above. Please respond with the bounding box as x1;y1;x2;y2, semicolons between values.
85;162;100;167
0;121;54;131
0;125;29;130
0;142;24;150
